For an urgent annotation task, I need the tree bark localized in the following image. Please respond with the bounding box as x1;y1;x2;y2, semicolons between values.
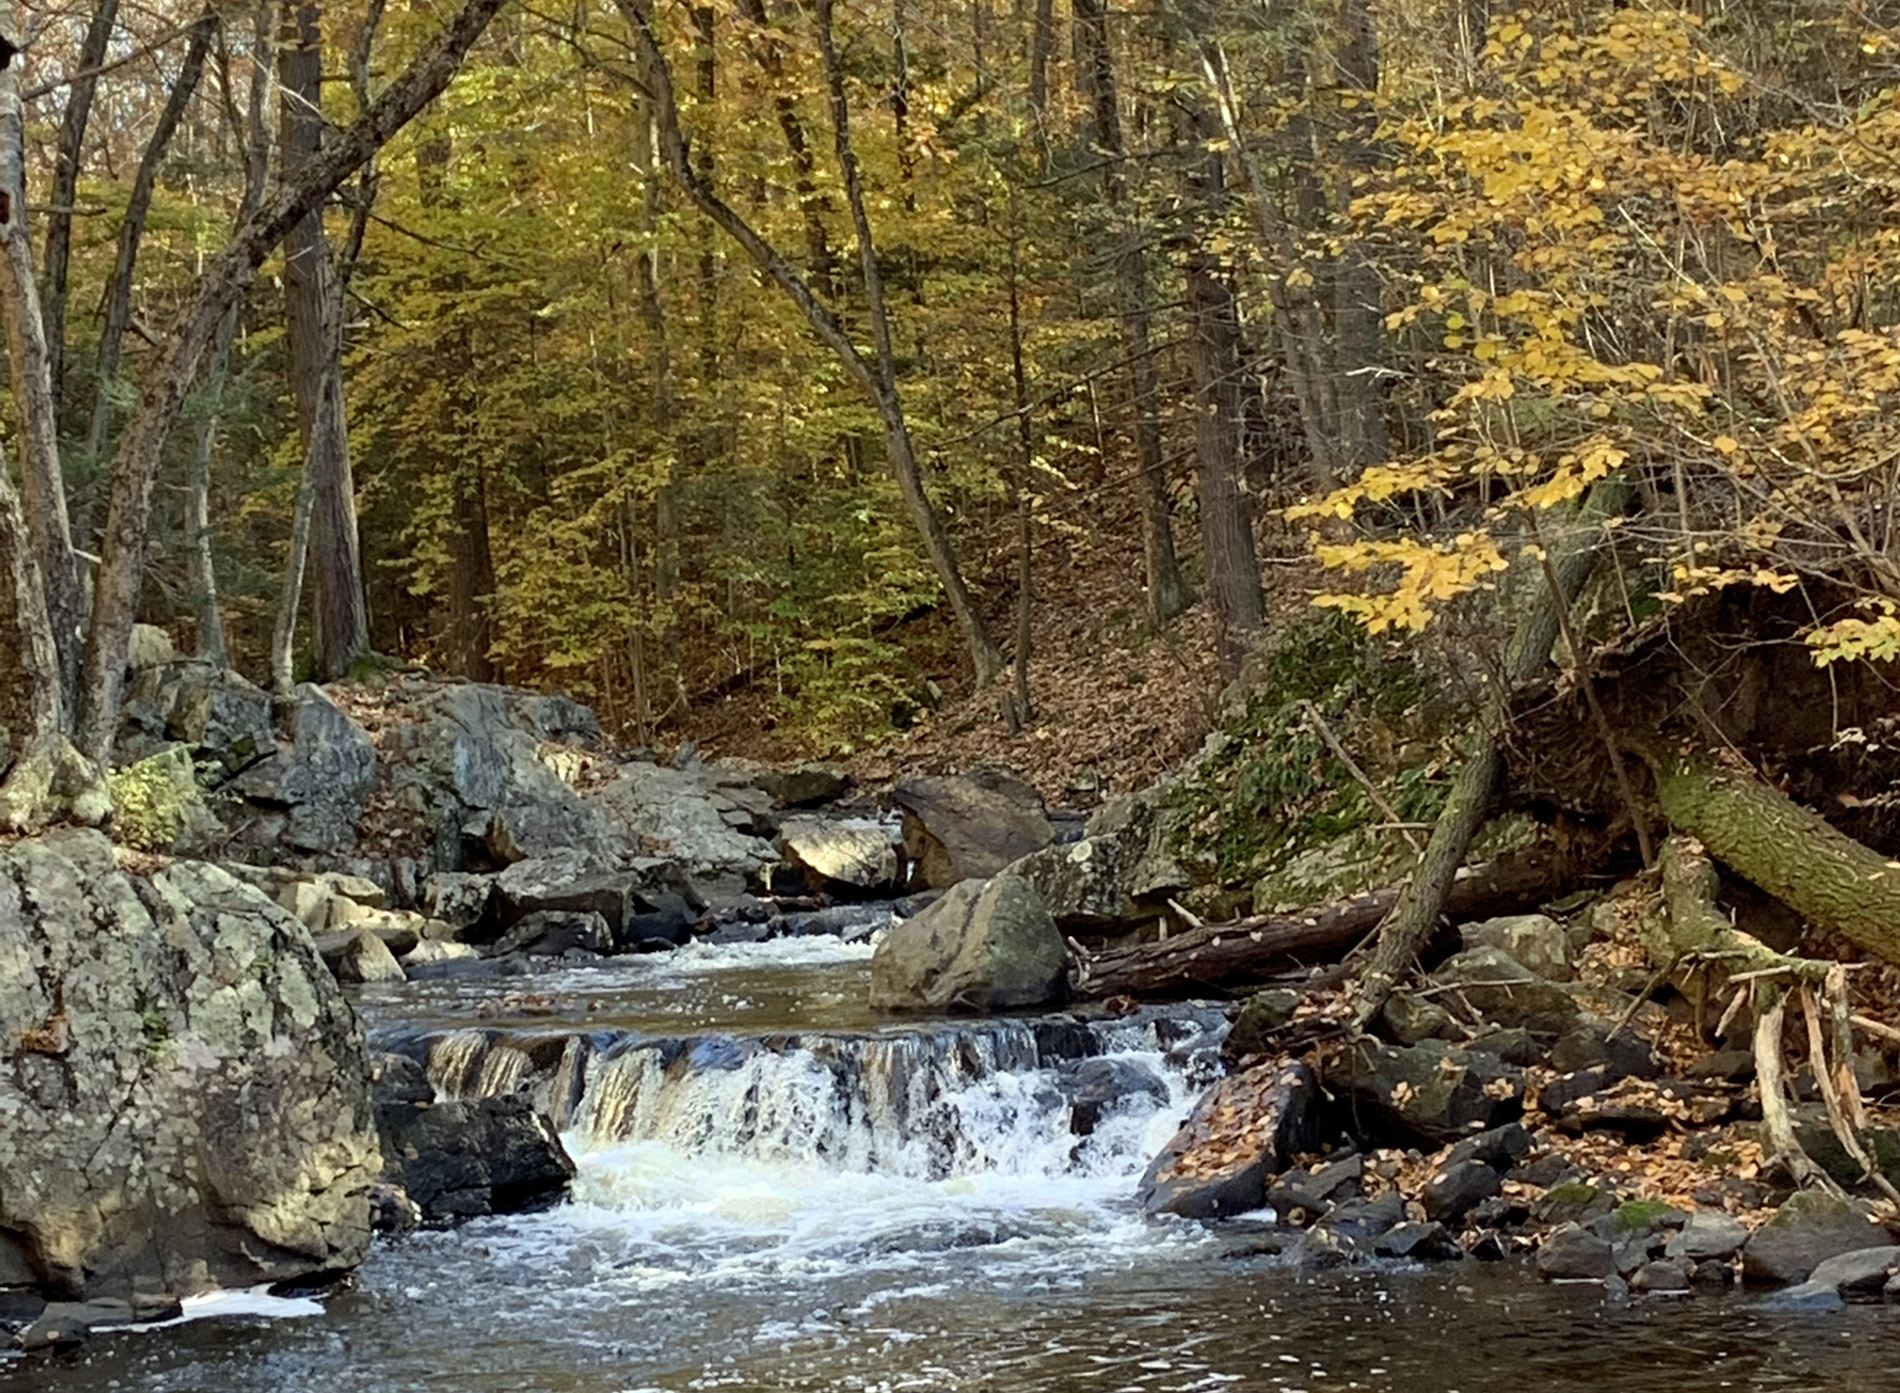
617;0;1005;688
1185;246;1262;675
77;0;509;764
1006;180;1036;730
1650;748;1900;965
42;0;121;410
280;0;371;682
1350;479;1631;1025
80;11;217;529
1074;0;1189;625
0;39;84;711
735;0;837;296
187;0;277;671
1073;845;1587;999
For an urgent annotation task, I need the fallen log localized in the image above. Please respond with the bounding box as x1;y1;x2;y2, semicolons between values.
1070;844;1587;1000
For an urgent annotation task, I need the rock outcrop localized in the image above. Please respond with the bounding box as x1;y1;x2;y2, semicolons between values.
0;832;380;1305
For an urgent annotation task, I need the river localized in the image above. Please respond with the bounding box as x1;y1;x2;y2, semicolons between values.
6;936;1899;1391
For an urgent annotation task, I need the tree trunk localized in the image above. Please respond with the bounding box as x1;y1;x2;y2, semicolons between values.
280;0;370;682
1350;479;1631;1024
1074;0;1189;625
76;0;508;764
1185;246;1262;675
445;454;498;681
1006;181;1036;730
735;0;837;294
0;41;84;711
80;12;217;538
41;0;121;410
186;0;276;671
1650;748;1900;966
0;442;64;765
0;442;106;831
1074;845;1588;1000
1327;0;1389;471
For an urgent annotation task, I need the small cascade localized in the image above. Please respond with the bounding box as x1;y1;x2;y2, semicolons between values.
396;1007;1223;1186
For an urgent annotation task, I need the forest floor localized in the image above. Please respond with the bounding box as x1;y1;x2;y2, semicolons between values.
692;507;1325;805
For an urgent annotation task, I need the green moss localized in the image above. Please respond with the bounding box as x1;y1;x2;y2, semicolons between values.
1611;1198;1679;1235
1168;612;1460;889
1542;1181;1602;1207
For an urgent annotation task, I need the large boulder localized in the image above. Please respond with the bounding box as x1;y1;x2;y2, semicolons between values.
590;761;776;879
232;684;379;853
1743;1191;1895;1284
1429;945;1582;1039
870;872;1068;1012
416;684;614;867
893;769;1053;889
1458;913;1574;980
1007;788;1188;934
0;832;380;1304
1139;1060;1320;1218
116;661;275;774
780;817;900;896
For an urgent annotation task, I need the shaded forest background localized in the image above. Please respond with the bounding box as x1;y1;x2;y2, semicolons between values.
9;0;1900;790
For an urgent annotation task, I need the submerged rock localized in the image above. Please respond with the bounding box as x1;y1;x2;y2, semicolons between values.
869;873;1067;1012
1139;1059;1320;1218
0;832;380;1303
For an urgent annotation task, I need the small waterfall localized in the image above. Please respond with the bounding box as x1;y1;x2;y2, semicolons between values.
425;1029;490;1097
404;1008;1223;1186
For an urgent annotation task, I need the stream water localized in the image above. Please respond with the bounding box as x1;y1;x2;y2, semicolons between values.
8;936;1900;1392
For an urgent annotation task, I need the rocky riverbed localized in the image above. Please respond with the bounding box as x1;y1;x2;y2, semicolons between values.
8;662;1900;1369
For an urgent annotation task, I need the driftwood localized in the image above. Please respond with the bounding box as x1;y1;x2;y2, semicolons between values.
1071;844;1586;999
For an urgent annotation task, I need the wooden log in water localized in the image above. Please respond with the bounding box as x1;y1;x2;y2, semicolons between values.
1070;845;1589;1000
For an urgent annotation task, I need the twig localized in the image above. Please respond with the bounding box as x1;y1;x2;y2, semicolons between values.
1166;897;1206;932
1609;957;1675;1040
1300;700;1423;856
1852;1013;1900;1045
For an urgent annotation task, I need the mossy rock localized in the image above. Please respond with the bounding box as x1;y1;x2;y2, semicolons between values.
1611;1198;1687;1238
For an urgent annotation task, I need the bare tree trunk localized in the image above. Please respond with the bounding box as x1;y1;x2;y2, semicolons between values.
186;309;236;669
735;0;837;295
0;440;105;831
1327;0;1389;471
617;0;1005;688
1350;479;1630;1025
280;0;370;682
77;0;509;763
80;11;217;540
445;445;498;681
1005;182;1036;730
1074;0;1189;625
0;39;84;711
188;0;277;670
1185;247;1262;674
42;0;120;410
0;442;65;763
632;95;683;708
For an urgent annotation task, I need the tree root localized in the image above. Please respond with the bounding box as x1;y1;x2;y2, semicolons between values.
0;733;111;833
1650;834;1895;1203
